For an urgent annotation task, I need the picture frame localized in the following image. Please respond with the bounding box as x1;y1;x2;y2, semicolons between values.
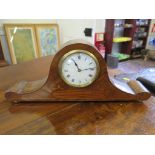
4;24;38;64
35;24;60;57
0;36;5;60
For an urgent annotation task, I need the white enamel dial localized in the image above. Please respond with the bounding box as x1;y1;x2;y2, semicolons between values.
59;50;100;87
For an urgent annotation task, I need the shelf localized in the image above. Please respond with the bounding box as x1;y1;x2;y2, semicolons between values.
131;54;142;59
114;23;133;28
105;19;150;56
114;26;133;29
132;46;145;50
134;36;147;39
119;57;131;62
124;26;133;29
132;46;145;49
113;37;132;43
113;53;130;61
136;25;149;27
124;24;133;28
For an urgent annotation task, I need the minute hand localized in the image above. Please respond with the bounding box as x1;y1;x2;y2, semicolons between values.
81;67;96;71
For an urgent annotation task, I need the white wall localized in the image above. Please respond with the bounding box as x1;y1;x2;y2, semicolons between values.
57;19;105;44
0;19;106;64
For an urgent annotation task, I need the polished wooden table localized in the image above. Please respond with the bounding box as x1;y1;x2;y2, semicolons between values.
0;56;155;135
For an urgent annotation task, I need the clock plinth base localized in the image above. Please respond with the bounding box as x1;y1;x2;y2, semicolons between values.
5;40;151;103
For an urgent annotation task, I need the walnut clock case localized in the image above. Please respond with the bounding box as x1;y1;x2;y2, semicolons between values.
5;40;151;103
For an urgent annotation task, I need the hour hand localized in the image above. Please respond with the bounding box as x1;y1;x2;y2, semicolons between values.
81;67;96;71
71;59;81;72
71;58;78;67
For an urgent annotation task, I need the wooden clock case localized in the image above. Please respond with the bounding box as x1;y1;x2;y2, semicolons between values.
5;40;151;103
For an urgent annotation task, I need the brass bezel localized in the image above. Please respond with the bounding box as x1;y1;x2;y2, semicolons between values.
58;50;100;88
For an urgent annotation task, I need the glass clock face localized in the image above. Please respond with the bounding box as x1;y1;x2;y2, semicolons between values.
59;50;100;87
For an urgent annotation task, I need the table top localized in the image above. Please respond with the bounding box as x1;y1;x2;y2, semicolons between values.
0;56;155;135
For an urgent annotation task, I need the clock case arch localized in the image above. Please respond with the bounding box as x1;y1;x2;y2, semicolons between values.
5;40;151;103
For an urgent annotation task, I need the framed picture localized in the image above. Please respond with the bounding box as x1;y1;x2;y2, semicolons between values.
0;36;5;60
35;24;60;56
5;24;38;64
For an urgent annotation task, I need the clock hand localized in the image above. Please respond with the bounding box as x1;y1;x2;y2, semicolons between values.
81;67;96;71
71;58;81;72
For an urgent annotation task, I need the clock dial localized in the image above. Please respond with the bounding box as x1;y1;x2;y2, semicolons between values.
59;50;100;87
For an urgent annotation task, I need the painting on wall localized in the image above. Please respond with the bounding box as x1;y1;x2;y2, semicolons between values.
5;24;38;64
35;24;60;56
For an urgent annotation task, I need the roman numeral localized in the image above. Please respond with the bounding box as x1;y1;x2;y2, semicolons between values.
89;74;93;77
66;74;70;78
90;68;94;71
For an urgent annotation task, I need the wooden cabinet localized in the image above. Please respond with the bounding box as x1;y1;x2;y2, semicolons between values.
104;19;151;60
105;19;135;54
131;19;151;58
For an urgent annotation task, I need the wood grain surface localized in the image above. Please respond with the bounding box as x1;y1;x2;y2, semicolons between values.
0;56;155;134
5;41;151;102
